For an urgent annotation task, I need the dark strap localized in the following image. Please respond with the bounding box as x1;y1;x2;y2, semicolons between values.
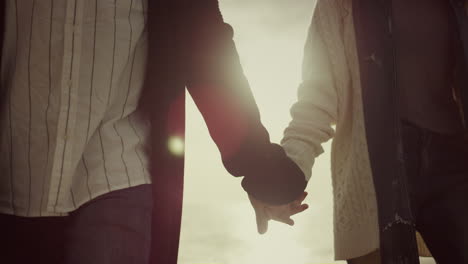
451;0;468;127
143;1;186;264
0;2;5;103
352;0;419;263
0;2;4;61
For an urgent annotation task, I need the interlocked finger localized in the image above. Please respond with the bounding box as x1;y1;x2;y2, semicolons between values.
265;207;295;226
290;203;309;216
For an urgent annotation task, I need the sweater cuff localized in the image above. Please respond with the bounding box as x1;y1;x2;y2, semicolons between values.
281;139;321;182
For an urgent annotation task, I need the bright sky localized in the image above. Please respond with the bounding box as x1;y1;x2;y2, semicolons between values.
178;1;435;264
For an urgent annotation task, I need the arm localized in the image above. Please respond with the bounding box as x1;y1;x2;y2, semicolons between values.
281;2;340;181
184;0;307;205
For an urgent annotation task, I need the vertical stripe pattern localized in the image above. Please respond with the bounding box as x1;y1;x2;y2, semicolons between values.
0;0;151;217
26;0;36;216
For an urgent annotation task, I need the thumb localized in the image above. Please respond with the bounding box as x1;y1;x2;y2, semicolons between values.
249;195;270;234
255;209;269;235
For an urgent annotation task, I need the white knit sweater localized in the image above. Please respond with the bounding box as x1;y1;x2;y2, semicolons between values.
281;0;430;260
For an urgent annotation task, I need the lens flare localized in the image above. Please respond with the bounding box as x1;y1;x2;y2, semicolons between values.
168;136;185;156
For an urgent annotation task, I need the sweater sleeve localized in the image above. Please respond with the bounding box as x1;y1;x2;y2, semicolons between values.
281;2;340;181
184;0;307;205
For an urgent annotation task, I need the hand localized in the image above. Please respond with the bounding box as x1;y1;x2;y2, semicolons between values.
249;192;309;234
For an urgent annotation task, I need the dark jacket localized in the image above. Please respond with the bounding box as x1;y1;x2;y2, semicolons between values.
353;0;468;263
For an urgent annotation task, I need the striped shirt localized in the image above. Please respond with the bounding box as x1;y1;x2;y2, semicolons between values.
0;0;151;217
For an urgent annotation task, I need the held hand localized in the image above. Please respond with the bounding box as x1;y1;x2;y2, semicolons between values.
249;192;309;234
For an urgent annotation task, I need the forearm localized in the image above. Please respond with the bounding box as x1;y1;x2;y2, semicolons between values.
281;80;337;180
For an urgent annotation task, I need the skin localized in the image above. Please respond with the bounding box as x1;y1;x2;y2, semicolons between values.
249;192;309;234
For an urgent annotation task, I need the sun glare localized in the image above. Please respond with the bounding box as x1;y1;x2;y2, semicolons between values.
168;136;185;156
